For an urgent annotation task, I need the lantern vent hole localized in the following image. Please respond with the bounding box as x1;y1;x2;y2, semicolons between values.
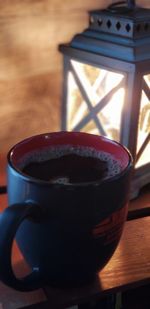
144;23;149;31
126;23;131;32
90;16;94;25
116;22;121;30
98;18;103;26
107;20;112;28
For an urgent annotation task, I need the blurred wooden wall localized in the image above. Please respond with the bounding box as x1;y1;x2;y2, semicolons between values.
0;0;149;155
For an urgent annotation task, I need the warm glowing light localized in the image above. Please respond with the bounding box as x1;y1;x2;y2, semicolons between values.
98;71;125;141
135;74;150;168
67;72;88;129
67;60;124;141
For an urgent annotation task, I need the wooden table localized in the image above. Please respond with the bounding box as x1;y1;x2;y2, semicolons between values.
0;156;150;309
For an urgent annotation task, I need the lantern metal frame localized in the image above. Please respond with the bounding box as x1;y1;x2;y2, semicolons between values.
59;1;150;198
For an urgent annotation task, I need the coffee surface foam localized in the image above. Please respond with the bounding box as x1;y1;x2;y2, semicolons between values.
19;145;122;183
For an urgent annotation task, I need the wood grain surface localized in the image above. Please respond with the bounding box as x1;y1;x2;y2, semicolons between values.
0;0;112;155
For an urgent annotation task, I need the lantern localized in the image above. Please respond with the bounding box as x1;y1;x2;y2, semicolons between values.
59;0;150;198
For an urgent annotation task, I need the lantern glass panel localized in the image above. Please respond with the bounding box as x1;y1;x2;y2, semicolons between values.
135;73;150;168
97;87;125;141
67;59;125;141
67;71;89;130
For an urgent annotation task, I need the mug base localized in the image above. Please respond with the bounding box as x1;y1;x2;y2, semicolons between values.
44;273;96;289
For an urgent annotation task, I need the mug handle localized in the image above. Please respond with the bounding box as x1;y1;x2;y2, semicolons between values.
0;203;42;291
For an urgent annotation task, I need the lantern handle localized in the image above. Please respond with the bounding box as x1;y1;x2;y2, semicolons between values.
108;1;137;12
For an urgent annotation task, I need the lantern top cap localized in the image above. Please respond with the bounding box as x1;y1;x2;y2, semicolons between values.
88;1;150;40
59;0;150;63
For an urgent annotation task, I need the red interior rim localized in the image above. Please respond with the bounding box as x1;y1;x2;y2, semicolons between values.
8;132;131;172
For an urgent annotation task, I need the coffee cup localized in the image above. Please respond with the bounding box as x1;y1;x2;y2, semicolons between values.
0;132;132;291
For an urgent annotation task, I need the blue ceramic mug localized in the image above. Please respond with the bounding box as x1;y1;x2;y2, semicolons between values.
0;132;132;291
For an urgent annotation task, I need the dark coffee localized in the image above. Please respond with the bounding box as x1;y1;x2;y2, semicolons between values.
21;145;121;184
22;153;109;183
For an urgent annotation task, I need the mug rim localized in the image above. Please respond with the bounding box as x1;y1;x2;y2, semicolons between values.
7;131;133;187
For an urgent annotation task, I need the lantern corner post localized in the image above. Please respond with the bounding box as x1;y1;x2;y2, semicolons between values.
59;49;71;132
